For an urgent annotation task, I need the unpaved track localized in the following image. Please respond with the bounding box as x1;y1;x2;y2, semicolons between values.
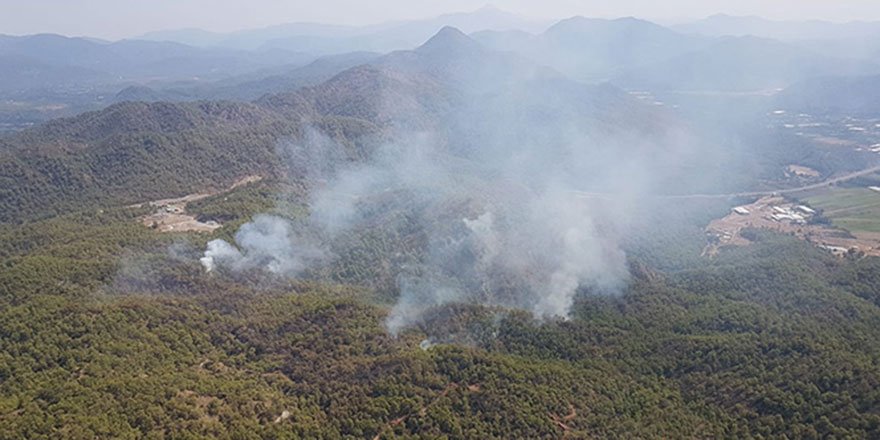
571;165;880;201
137;175;263;233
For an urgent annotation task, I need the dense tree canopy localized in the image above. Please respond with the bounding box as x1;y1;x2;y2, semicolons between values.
1;184;879;439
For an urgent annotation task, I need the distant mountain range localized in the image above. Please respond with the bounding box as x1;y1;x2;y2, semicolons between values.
472;16;880;91
0;33;312;89
777;74;880;114
122;13;880;101
3;7;880;132
137;5;552;53
113;51;382;102
672;14;880;61
474;16;710;82
0;26;679;222
673;14;880;41
613;36;878;92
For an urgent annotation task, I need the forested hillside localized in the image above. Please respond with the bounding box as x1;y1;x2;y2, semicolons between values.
2;187;880;438
3;22;880;440
0;95;386;223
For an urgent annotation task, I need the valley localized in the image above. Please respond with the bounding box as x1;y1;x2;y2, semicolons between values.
4;4;880;439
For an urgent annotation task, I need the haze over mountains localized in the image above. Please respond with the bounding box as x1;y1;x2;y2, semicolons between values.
7;4;880;438
3;5;880;133
137;6;551;51
0;25;672;221
2;4;864;218
4;15;872;225
673;14;880;41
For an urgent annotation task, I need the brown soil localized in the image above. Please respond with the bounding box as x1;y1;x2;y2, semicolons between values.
137;175;263;233
549;402;578;434
786;164;820;178
705;196;880;257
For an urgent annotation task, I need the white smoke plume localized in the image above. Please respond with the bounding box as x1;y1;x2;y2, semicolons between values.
383;183;629;336
201;123;642;335
199;36;704;337
200;215;325;276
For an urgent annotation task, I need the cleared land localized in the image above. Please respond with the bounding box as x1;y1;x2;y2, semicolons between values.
137;175;263;233
705;196;880;257
786;164;820;178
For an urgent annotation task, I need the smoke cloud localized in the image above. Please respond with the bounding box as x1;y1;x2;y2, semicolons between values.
200;37;700;337
202;125;637;335
200;215;325;275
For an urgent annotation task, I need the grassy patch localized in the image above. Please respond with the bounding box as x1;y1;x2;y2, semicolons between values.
803;187;880;233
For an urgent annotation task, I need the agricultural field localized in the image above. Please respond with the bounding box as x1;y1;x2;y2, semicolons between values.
802;186;880;233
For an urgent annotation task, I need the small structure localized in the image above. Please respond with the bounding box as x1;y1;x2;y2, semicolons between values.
795;205;816;215
771;212;806;224
869;186;880;193
733;207;750;216
771;213;791;222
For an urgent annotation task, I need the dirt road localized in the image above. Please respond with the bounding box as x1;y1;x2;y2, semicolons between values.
137;175;263;233
571;165;880;201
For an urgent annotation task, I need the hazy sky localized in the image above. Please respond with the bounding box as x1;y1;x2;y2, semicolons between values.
3;0;880;40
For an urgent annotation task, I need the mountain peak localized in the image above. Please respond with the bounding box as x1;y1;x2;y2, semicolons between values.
430;26;470;41
417;26;481;54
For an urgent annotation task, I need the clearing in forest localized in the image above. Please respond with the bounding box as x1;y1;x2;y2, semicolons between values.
136;176;263;233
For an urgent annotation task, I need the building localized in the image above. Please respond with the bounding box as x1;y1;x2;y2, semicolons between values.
795;205;816;215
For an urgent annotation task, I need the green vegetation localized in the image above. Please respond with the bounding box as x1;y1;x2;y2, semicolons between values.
1;189;880;438
0;99;382;223
803;186;880;233
3;58;880;438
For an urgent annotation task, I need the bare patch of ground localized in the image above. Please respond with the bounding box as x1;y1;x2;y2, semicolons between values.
786;164;820;178
549;402;578;434
137;175;263;233
142;212;222;233
705;196;880;257
812;136;859;148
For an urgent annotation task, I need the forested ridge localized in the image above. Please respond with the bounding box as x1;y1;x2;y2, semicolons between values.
0;78;393;223
3;33;880;439
1;180;880;438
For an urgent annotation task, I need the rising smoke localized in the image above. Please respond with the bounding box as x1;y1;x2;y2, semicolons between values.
200;32;696;336
201;214;326;275
201;123;640;336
